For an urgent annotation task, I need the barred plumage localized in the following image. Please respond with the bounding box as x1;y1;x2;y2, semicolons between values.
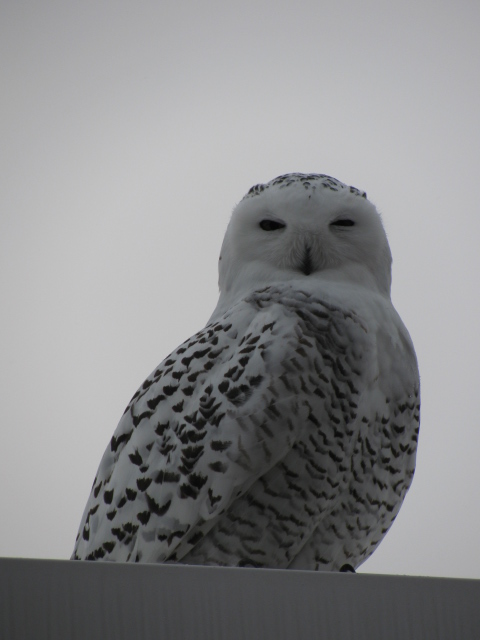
72;174;419;570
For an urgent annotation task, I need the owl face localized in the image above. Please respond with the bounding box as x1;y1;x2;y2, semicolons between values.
218;176;392;306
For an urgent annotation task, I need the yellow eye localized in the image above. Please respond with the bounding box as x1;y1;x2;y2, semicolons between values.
330;219;355;227
259;220;286;231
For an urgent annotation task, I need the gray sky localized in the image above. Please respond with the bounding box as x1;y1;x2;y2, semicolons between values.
1;0;479;579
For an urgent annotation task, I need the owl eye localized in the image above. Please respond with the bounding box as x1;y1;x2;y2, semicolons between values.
259;220;286;231
330;219;355;227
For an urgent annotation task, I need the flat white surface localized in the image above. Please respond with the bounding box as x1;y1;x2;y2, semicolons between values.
1;1;480;578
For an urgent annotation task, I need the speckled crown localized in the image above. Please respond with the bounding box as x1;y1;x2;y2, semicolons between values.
244;173;367;200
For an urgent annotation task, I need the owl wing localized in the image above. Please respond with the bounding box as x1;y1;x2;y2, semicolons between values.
72;288;320;562
72;285;402;564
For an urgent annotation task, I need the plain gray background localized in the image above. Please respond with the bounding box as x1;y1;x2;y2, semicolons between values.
1;1;479;579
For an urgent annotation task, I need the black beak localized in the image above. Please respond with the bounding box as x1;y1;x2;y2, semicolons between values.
300;245;313;276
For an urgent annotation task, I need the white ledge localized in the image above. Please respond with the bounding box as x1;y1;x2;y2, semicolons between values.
1;558;479;640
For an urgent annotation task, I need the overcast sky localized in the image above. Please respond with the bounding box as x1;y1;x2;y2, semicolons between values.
1;0;479;579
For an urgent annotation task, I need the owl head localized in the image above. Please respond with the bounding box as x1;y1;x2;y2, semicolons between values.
215;173;392;315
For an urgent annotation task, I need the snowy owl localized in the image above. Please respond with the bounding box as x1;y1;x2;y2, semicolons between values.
72;173;420;571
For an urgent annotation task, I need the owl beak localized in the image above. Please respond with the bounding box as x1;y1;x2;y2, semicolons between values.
300;245;313;276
